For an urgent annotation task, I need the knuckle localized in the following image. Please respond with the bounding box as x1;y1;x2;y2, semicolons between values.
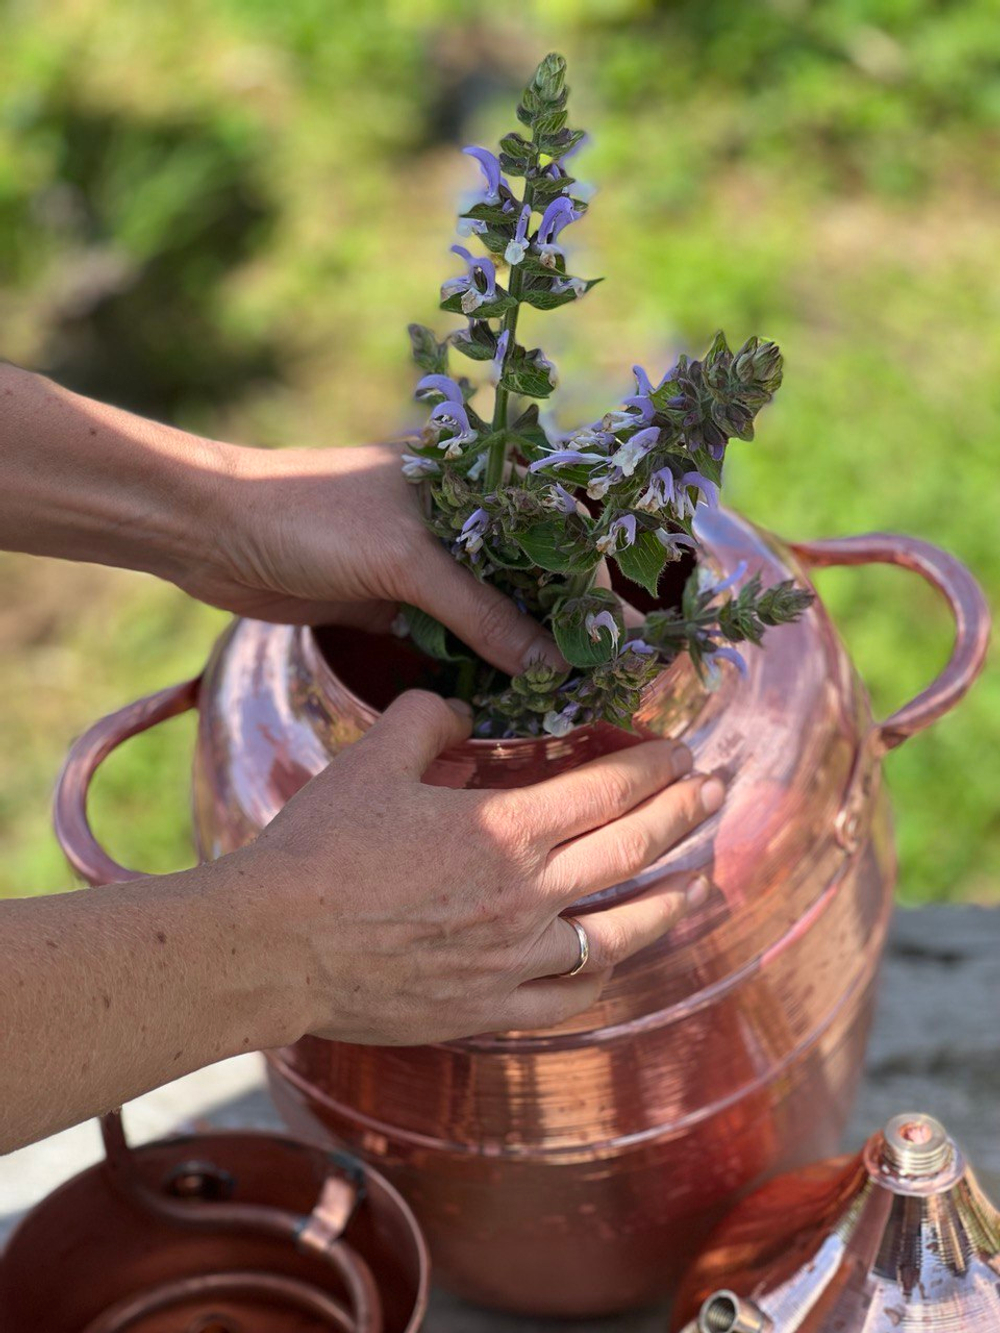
590;767;636;819
593;918;630;968
476;796;537;864
614;824;654;876
476;596;519;654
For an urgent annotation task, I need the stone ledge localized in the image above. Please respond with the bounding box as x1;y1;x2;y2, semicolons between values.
3;905;998;1331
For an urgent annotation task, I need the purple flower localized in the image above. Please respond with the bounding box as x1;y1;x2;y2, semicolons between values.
504;205;532;265
401;453;440;479
610;425;660;477
462;146;504;204
441;245;498;315
674;470;719;520
585;465;622;499
415;374;464;404
535;197;581;266
700;559;749;598
623;364;670;423
456;215;487;238
551;275;588;297
569;425;612;449
703;644;749;688
457;507;489;554
585;609;621;651
429;400;478;457
543;481;578;514
490;329;511;385
636;467;676;514
543;701;580;738
528;448;606;472
624;638;658;655
595;514;637;555
655;529;697;556
601;409;639;431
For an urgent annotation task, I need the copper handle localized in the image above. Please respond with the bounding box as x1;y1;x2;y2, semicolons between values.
790;533;990;752
53;678;201;887
101;1110;382;1332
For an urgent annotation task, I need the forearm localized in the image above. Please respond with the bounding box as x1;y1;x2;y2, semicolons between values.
0;362;234;580
0;851;306;1153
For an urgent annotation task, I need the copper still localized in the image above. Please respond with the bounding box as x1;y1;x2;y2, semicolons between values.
0;1109;429;1332
54;508;990;1317
672;1111;1000;1332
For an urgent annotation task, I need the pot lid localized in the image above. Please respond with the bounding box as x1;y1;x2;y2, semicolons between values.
673;1111;1000;1332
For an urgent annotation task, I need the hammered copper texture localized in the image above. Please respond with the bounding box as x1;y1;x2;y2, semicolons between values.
52;508;990;1317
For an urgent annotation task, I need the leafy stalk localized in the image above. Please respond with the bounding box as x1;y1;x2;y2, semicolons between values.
400;54;812;739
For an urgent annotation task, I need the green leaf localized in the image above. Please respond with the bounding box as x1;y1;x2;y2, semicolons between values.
460;202;519;226
552;591;624;669
480;228;512;254
500;132;537;162
515;522;598;574
538;127;586;158
533;109;568;137
407;323;448;375
498;354;556;399
614;531;668;597
440;291;516;318
520;278;602;310
401;605;470;663
530;172;576;207
450;321;497;363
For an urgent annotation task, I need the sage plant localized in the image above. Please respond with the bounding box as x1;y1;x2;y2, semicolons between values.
400;54;812;738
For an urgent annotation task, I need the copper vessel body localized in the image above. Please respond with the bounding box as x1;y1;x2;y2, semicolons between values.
672;1112;1000;1331
53;509;990;1318
0;1112;429;1333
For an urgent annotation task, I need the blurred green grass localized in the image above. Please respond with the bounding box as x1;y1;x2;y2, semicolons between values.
0;0;996;902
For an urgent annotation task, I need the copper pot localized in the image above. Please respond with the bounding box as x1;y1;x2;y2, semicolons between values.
672;1111;1000;1332
0;1109;429;1332
53;509;990;1317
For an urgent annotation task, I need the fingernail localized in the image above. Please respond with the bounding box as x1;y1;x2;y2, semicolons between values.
686;873;712;908
523;636;569;672
700;776;725;814
672;743;693;777
445;697;474;719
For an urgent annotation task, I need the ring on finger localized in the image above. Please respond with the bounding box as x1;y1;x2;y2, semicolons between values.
561;915;590;978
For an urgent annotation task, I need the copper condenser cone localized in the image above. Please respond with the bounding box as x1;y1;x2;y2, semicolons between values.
0;1112;429;1333
672;1111;1000;1332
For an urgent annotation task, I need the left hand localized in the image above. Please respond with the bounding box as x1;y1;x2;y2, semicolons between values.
185;440;564;676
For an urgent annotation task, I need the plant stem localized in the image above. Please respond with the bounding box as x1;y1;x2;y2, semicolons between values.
455;657;477;702
485;165;538;493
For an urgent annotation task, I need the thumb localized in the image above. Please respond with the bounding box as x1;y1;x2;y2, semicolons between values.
419;543;566;677
360;689;473;778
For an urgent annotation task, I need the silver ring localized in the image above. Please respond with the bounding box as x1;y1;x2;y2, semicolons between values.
562;916;590;978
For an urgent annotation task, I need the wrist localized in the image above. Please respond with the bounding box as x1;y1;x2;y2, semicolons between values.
201;842;319;1050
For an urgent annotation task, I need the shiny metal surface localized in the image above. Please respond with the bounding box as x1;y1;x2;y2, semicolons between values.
0;1112;429;1333
52;508;990;1317
674;1112;1000;1332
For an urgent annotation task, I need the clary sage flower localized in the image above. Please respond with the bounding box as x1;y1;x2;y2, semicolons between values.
399;53;811;738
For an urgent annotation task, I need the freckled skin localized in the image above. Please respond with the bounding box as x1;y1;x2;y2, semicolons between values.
0;363;719;1153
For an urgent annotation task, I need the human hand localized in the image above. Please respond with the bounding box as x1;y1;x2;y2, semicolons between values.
186;441;564;675
241;690;722;1044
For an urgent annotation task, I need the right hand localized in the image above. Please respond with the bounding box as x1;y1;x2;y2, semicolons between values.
244;690;723;1045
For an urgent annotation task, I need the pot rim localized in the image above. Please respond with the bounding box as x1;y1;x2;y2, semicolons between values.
300;624;700;756
298;514;735;754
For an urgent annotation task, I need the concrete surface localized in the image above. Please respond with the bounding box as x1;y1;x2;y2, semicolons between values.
2;905;998;1331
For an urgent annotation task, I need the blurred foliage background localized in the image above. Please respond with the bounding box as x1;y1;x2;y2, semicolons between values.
1;0;997;902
